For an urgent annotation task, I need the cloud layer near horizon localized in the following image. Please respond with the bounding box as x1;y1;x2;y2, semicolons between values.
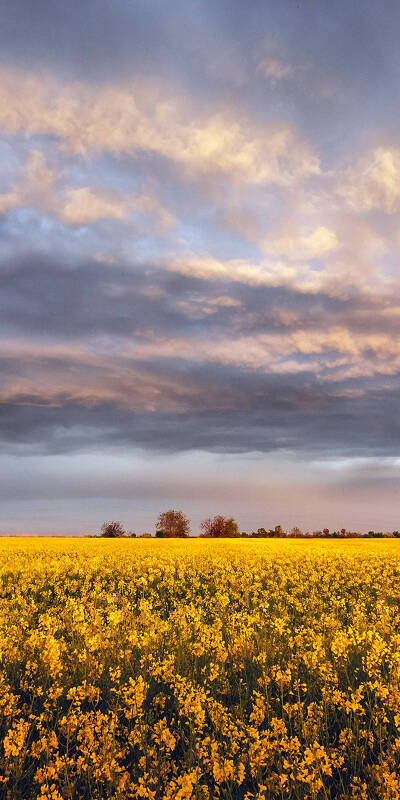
1;0;400;532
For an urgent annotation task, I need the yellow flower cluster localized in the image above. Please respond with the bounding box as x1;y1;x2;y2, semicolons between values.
2;536;400;799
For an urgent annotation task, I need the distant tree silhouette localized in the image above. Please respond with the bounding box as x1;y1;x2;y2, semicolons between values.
250;525;286;538
101;521;125;538
201;515;225;537
156;510;190;538
224;517;240;537
201;515;239;537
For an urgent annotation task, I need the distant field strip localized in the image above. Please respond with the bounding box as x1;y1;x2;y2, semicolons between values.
2;538;400;799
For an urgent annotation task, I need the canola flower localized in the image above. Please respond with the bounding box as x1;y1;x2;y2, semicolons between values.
2;537;400;799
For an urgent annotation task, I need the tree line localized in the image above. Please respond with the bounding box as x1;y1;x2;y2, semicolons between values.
99;511;400;539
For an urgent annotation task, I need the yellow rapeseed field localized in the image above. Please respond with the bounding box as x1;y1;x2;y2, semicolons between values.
3;537;400;800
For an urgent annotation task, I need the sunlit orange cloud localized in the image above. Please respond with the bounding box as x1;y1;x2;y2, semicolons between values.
0;68;320;185
0;149;175;230
338;147;400;212
164;251;396;299
2;69;399;310
2;320;400;416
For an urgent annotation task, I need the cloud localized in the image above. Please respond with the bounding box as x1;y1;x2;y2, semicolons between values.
60;186;129;225
0;148;175;230
0;149;56;214
257;56;293;83
2;249;400;386
2;0;400;531
262;225;340;260
0;68;320;187
339;147;400;212
0;149;129;224
165;253;355;298
0;357;399;463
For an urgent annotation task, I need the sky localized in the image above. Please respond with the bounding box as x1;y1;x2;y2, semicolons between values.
1;0;400;535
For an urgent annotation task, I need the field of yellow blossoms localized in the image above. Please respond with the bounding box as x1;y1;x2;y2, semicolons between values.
3;537;400;800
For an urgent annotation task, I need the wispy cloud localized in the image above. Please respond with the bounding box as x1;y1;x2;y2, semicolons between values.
257;56;293;84
0;69;320;186
339;147;400;212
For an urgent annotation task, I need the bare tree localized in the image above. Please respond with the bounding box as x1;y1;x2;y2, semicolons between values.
200;515;239;537
156;509;190;538
201;515;226;537
100;521;126;538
